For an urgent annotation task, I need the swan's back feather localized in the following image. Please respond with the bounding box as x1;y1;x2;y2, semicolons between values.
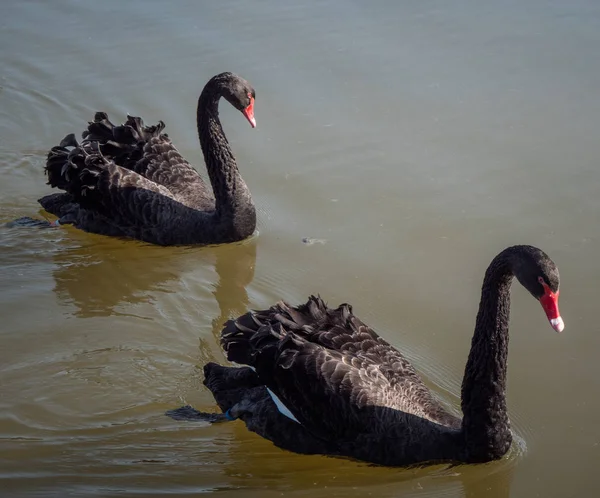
221;296;461;442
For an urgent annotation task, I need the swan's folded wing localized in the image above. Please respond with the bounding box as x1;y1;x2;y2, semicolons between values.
80;161;180;223
248;324;453;442
130;135;210;202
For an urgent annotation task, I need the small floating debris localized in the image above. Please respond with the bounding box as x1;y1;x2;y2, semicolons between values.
302;237;327;245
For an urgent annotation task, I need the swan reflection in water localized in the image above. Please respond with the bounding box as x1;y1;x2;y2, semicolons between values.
216;435;515;498
50;235;257;325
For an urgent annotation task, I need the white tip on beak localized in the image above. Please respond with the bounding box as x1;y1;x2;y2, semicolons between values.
550;316;565;333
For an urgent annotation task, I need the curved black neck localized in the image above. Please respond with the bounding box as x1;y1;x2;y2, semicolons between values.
460;250;514;462
196;85;255;234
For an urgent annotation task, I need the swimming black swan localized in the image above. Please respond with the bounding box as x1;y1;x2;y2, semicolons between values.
36;72;257;245
168;245;564;466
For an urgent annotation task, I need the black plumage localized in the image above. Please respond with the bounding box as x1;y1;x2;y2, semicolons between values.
170;245;563;466
37;72;257;245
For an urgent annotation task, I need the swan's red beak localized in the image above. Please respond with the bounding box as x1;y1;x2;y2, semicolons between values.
242;97;256;128
539;283;564;333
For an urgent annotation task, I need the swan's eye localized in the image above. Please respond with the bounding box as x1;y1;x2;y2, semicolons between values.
538;276;545;285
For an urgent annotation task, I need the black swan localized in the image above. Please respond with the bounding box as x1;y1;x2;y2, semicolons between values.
168;245;564;466
35;72;257;245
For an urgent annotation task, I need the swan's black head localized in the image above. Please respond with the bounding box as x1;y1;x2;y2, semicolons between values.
211;72;256;128
510;245;563;333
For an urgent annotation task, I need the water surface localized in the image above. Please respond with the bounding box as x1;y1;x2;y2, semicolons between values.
1;1;599;496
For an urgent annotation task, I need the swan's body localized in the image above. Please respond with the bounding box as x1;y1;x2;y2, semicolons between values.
37;72;257;246
169;245;564;466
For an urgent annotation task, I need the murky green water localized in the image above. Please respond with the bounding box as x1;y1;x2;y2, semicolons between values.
1;1;599;496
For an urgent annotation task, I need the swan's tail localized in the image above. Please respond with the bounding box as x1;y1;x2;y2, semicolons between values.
202;362;262;412
166;363;262;423
37;193;78;218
